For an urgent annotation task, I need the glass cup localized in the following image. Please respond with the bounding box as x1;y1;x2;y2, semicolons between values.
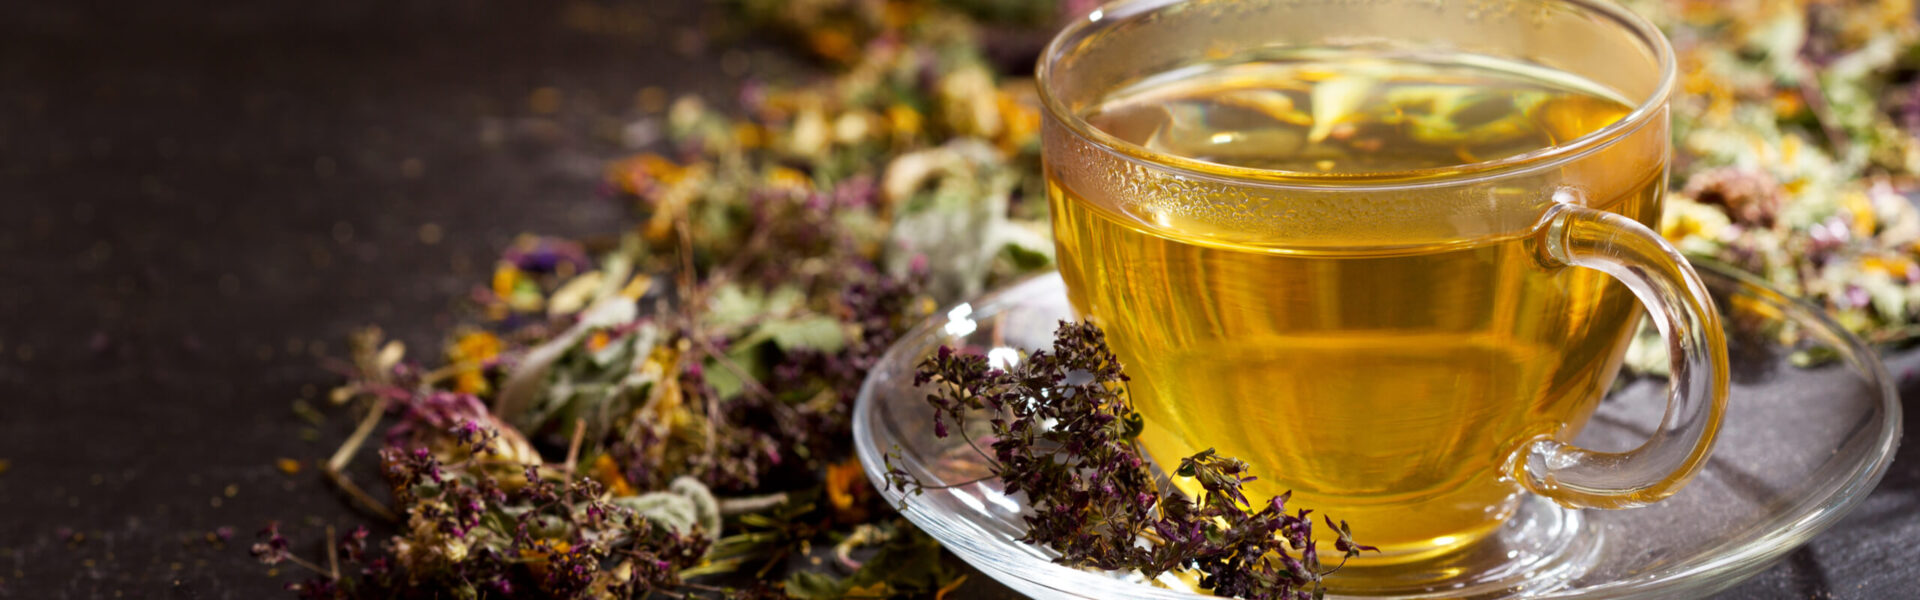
1037;0;1726;591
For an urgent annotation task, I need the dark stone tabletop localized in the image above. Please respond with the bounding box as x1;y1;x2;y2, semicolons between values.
0;1;1913;598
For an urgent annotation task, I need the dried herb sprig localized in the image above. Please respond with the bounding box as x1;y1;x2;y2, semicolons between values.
259;414;717;599
886;321;1374;599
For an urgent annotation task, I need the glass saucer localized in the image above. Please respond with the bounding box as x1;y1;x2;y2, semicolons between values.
853;261;1902;599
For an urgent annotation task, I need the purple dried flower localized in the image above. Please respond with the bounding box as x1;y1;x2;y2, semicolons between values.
1846;285;1872;309
249;522;291;565
500;237;588;274
890;321;1374;599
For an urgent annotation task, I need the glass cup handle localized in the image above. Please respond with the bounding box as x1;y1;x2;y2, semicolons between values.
1517;200;1731;510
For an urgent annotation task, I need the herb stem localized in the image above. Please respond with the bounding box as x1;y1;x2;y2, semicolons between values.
324;525;339;581
954;423;998;471
562;417;587;475
322;469;398;522
673;217;702;330
1321;553;1354;578
1867;325;1920;345
903;474;996;491
282;552;330;577
323;396;399;521
678;557;746;579
328;396;386;472
716;492;789;516
934;574;969;600
754;548;789;578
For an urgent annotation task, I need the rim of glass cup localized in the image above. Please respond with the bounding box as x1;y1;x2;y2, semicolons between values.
1034;0;1678;191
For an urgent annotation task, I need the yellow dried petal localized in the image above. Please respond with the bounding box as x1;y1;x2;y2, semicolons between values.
620;275;652;300
491;263;521;299
1844;191;1879;236
450;331;503;363
547;271;605;317
768;166;812;191
733;122;764;149
825;458;863;512
592;454;637;497
447;330;504;395
887;104;923;139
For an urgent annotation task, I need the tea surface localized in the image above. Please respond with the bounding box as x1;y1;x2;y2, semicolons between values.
1051;50;1652;561
1084;51;1630;174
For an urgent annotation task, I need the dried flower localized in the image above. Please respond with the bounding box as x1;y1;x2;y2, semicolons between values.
249;522;291;566
1683;167;1784;228
889;322;1374;599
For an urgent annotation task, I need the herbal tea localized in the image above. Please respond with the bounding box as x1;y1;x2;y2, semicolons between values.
1082;53;1632;172
1049;51;1657;561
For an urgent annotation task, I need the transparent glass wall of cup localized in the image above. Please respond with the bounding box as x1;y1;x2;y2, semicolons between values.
1038;0;1728;574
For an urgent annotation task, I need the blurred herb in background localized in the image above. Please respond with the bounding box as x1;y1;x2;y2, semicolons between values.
1631;0;1920;344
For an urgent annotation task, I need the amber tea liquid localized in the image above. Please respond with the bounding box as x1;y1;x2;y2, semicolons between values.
1049;50;1656;561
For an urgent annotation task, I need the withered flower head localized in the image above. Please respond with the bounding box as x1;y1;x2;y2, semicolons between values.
1683;166;1785;228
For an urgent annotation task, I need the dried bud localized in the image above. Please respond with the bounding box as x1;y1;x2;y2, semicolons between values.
1684;167;1785;228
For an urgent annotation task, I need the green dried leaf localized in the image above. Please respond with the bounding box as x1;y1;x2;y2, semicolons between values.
752;316;849;353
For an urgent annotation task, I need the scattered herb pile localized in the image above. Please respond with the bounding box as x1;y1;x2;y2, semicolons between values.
258;1;1060;597
257;0;1920;598
1636;0;1920;343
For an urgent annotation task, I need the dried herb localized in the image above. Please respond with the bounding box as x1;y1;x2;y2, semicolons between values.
258;407;716;598
1627;0;1920;349
256;0;1056;595
887;322;1374;599
257;0;1920;597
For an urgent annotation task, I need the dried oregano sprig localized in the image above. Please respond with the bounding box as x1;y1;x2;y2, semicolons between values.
885;321;1375;600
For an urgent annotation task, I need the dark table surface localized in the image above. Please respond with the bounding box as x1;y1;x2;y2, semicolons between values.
1;1;1915;598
